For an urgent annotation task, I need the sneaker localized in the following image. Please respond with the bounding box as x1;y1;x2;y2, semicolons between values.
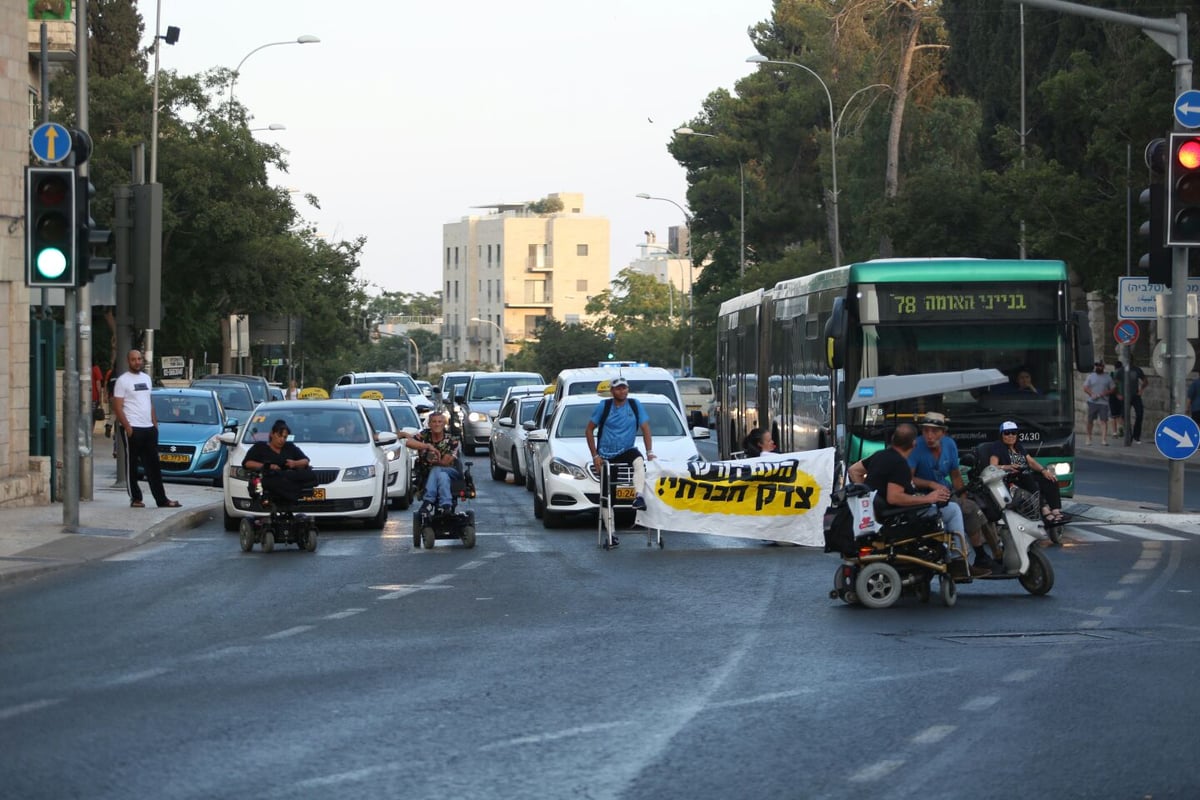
440;505;453;515
608;535;620;548
631;494;647;510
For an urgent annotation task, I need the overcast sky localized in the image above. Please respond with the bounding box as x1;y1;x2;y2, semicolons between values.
147;0;774;297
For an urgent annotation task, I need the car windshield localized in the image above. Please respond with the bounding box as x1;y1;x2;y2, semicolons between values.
555;401;684;439
360;405;393;433
386;403;420;429
152;395;219;425
677;378;713;394
240;408;370;444
205;385;253;411
197;376;266;403
567;379;678;401
332;384;404;400
469;376;541;402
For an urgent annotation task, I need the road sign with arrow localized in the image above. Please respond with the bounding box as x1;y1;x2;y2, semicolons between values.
1154;414;1200;461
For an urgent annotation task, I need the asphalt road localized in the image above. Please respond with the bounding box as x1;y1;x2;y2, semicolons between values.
1;469;1197;799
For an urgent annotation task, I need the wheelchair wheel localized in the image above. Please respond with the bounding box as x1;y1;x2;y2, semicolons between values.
238;518;254;552
412;516;422;548
421;526;436;550
461;525;476;549
303;522;318;553
261;529;275;553
854;562;902;609
939;574;958;607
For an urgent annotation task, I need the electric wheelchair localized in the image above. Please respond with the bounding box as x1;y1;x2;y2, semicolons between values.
411;458;478;549
238;471;320;554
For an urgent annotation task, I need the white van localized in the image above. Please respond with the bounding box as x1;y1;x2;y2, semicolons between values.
551;366;684;416
676;377;715;427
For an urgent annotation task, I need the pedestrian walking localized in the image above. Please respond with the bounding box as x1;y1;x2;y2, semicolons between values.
585;378;655;547
1083;360;1115;446
112;349;180;509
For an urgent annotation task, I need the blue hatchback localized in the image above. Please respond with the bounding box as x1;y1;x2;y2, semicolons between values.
148;388;238;486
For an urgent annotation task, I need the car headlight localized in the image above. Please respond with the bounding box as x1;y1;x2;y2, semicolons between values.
202;435;222;454
549;457;590;480
343;465;377;481
468;411;488;423
230;465;254;481
1052;462;1069;476
385;449;397;462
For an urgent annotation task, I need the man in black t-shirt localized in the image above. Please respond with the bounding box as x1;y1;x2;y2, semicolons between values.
847;423;989;577
243;419;319;503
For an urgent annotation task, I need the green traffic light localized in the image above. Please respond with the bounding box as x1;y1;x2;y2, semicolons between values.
35;247;68;279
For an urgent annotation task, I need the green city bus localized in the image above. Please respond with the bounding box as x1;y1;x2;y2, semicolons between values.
716;258;1094;494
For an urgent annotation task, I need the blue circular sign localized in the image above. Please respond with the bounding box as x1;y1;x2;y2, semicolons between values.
30;123;72;164
1154;414;1200;461
1176;90;1200;130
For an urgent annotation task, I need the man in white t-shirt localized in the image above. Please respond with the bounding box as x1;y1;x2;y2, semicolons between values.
112;349;179;509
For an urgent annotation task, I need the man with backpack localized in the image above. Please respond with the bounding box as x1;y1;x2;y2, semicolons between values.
585;378;655;544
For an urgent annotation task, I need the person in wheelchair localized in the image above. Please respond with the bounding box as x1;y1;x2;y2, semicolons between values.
847;423;990;577
405;411;462;514
242;419;319;504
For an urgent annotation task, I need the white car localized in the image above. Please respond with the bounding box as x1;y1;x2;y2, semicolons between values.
351;398;416;510
521;394;555;492
527;393;708;528
221;400;396;530
488;394;542;484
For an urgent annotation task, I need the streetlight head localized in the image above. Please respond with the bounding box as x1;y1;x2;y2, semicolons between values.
470;317;482;323
635;193;651;200
268;123;286;131
746;55;768;64
297;35;321;44
675;127;694;135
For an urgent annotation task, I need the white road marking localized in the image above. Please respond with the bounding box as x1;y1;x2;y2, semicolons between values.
911;725;956;744
0;698;64;720
458;560;487;570
1104;590;1128;601
960;695;1000;712
263;625;315;640
425;573;455;584
1132;559;1160;570
1087;606;1113;617
1119;572;1148;584
1002;669;1038;683
479;720;634;751
1065;527;1117;542
101;667;170;686
376;588;420;600
1078;619;1103;629
1110;524;1185;542
324;609;366;619
848;759;905;783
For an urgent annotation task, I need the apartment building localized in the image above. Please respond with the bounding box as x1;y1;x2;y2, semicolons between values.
441;192;610;367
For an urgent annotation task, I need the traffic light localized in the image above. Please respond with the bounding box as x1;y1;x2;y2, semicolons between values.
1166;132;1200;246
1138;138;1170;286
77;176;113;284
25;166;77;287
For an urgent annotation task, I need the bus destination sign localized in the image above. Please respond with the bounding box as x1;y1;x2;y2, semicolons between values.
877;285;1057;322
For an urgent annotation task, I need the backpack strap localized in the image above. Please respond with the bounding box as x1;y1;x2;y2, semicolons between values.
596;397;641;453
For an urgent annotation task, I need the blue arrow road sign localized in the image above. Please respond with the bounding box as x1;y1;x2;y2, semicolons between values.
30;122;71;164
1155;414;1200;461
1175;90;1200;129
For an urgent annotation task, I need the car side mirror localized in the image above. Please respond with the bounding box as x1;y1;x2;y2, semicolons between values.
218;431;238;446
224;417;240;430
691;427;711;439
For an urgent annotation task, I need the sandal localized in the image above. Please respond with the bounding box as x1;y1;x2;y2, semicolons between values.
130;500;145;508
159;500;182;508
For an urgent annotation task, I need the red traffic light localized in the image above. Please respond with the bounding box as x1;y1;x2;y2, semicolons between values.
1178;138;1200;171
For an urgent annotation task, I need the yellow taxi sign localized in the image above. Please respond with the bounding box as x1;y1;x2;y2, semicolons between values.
596;379;612;394
544;383;556;395
359;389;384;400
299;386;329;400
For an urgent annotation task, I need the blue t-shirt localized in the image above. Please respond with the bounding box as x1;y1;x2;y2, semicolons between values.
908;436;960;487
589;398;647;458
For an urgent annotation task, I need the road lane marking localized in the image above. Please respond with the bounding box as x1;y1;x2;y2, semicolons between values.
425;573;455;584
0;698;64;720
458;560;487;570
101;667;170;686
479;720;634;751
1119;572;1148;584
1002;669;1037;683
324;609;366;619
1087;606;1113;617
1105;590;1128;601
911;725;956;744
849;760;904;783
960;696;1000;712
1110;524;1185;542
264;625;315;640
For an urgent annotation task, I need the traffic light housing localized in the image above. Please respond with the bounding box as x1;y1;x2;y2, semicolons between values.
25;166;77;287
77;176;114;284
1167;132;1200;246
1138;138;1170;286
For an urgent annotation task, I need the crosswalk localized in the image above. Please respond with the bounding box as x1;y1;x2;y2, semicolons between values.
1062;522;1197;543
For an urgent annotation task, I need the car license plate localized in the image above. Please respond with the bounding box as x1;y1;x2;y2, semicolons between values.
159;453;189;464
302;488;326;501
615;486;636;500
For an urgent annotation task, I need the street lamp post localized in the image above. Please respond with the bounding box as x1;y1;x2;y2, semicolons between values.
249;123;287;132
746;55;841;266
377;330;420;374
640;242;693;376
229;35;321;120
673;127;746;279
470;317;505;370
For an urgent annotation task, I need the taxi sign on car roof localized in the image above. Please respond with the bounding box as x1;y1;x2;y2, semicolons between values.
299;386;329;400
358;389;384;400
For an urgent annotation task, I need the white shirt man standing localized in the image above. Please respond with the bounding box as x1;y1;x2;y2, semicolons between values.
112;349;179;509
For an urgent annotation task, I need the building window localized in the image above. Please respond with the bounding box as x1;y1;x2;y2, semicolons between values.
446;248;451;267
565;314;580;326
527;243;546;268
497;244;501;263
524;314;547;337
576;279;588;292
487;244;492;264
577;244;588;256
524;280;546;304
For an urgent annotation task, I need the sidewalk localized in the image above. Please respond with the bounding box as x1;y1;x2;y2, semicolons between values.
0;456;223;585
2;438;1199;586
